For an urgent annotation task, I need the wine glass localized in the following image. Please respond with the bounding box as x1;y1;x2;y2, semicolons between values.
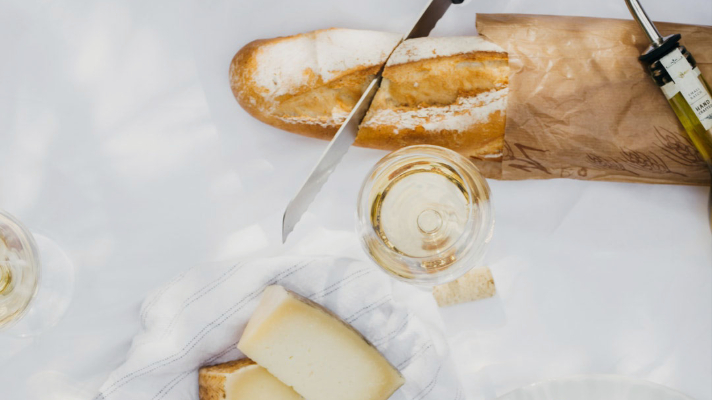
0;209;74;336
357;145;494;286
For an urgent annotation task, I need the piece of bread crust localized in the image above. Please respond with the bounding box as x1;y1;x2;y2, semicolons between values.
432;267;496;307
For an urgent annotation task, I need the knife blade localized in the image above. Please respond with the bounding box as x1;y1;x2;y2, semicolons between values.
282;0;455;243
282;78;380;243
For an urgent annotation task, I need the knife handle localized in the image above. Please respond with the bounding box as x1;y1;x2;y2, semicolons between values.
451;0;464;3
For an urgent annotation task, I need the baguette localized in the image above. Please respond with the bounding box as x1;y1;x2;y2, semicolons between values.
230;29;509;159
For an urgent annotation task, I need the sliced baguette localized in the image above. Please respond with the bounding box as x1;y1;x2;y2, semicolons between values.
230;29;509;159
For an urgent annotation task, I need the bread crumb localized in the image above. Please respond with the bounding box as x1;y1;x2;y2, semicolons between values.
432;267;495;307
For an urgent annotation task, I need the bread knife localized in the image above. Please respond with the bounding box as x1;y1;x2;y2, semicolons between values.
282;0;460;243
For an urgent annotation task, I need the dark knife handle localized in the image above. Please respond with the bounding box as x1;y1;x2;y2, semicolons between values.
452;0;464;3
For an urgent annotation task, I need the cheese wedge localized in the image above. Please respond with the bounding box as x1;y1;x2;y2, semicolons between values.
198;358;303;400
237;285;405;400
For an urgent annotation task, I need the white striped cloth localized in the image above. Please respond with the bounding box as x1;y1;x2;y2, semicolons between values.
96;255;464;400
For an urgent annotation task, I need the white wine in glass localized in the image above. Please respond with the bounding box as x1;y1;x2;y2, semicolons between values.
0;211;39;328
357;145;494;286
0;209;73;336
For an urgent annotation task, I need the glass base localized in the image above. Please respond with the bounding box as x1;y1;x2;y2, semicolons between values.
1;233;74;337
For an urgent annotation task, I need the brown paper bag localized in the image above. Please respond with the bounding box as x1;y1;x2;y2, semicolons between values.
477;14;712;185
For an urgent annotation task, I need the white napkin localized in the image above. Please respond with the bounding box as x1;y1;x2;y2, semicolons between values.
95;254;464;400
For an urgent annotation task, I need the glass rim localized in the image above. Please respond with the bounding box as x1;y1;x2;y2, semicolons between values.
0;209;41;331
358;146;483;260
356;145;494;285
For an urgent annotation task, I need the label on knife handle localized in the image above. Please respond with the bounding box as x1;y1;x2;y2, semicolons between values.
660;48;712;131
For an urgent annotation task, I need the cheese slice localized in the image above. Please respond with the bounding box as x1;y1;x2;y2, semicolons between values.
237;285;405;400
198;358;303;400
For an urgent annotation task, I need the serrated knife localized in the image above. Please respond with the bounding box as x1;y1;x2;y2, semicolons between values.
282;0;461;242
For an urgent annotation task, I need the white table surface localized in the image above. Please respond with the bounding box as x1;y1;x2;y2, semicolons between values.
1;0;710;399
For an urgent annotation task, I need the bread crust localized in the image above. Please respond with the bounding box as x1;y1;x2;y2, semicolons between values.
229;29;509;159
229;29;394;141
358;50;508;158
230;37;338;140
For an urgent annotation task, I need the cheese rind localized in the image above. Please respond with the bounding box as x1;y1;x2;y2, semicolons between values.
198;358;303;400
237;285;405;400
